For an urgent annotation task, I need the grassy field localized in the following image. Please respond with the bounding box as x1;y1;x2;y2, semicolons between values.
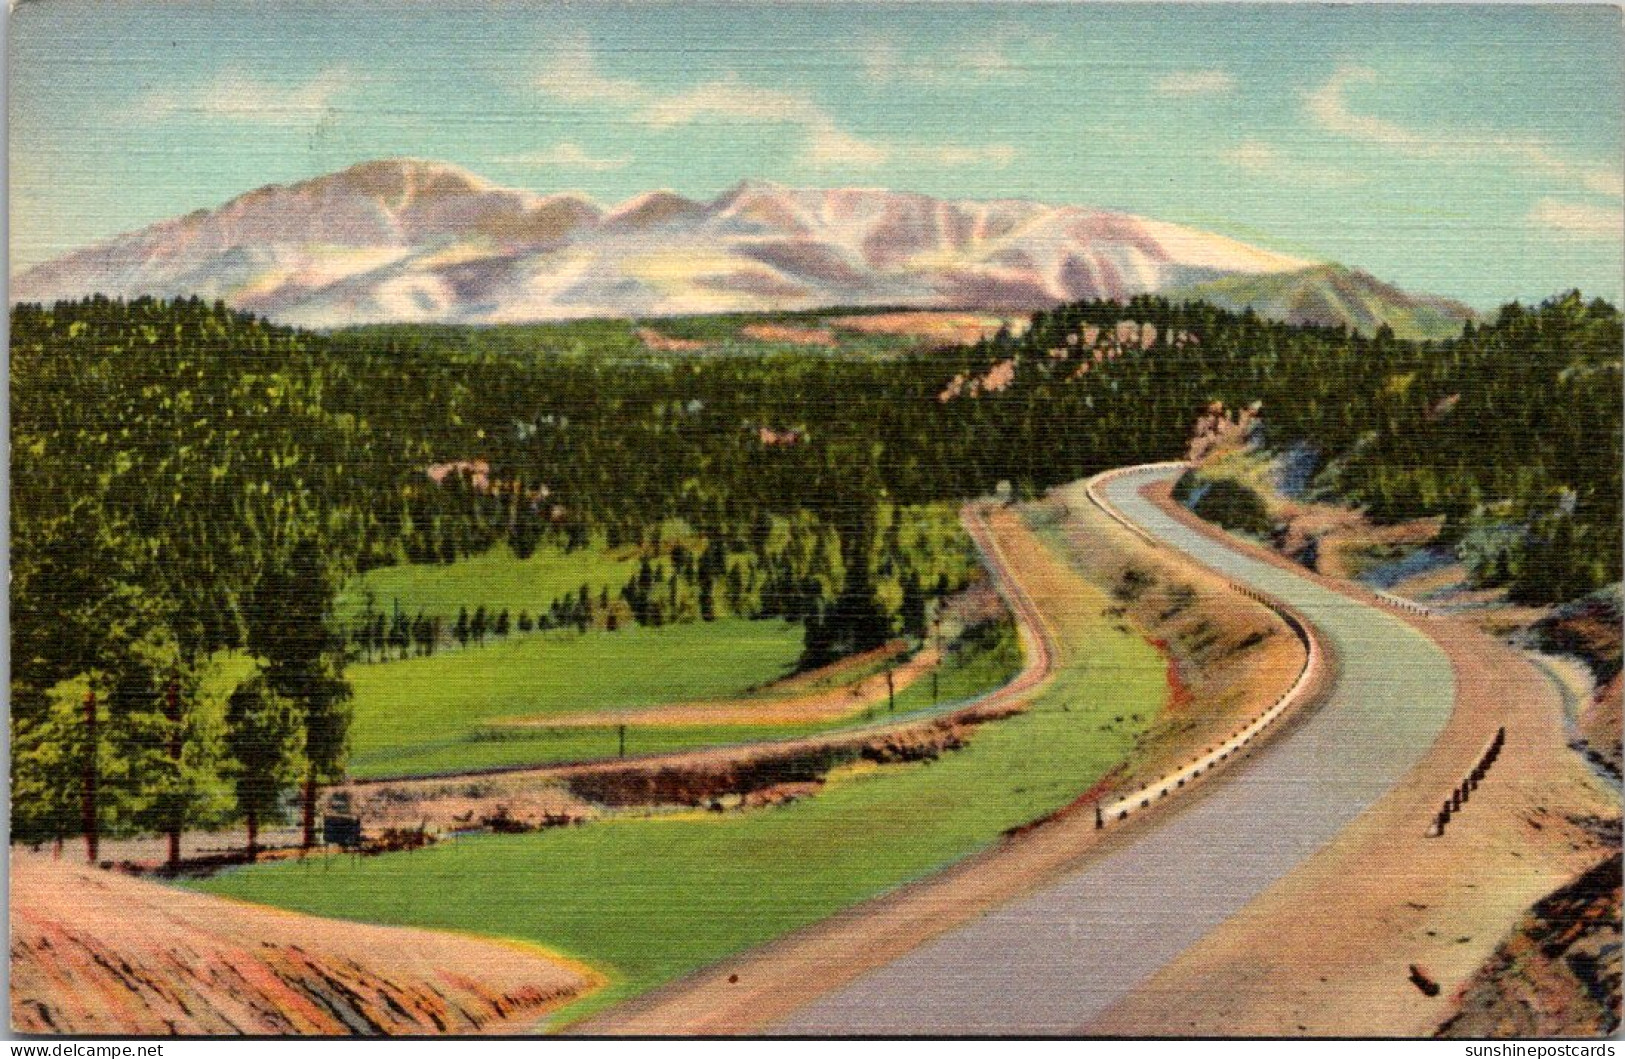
337;540;640;628
347;619;806;778
337;502;986;777
347;618;1021;778
194;576;1164;1024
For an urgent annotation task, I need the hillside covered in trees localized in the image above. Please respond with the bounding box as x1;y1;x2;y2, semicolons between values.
11;290;1619;851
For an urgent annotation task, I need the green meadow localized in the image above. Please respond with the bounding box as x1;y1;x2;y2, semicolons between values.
346;619;802;777
345;617;1022;778
337;540;640;627
194;600;1165;1025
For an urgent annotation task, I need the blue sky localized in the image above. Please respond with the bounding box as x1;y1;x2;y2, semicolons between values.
9;1;1622;307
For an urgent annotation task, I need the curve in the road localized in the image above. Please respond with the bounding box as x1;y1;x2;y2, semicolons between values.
350;504;1055;790
775;465;1457;1034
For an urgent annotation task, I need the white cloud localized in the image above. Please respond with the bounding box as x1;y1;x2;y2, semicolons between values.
1580;169;1625;198
1305;65;1421;148
1223;138;1363;186
537;43;1015;175
1528;198;1624;239
1307;64;1622;199
139;68;352;125
915;143;1018;169
862;33;1031;86
801;121;893;169
799;127;1016;171
535;40;649;106
636;74;826;128
1154;70;1237;97
493;143;630;172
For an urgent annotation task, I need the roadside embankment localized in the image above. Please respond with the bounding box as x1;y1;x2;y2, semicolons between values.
578;475;1316;1034
1088;477;1619;1037
9;852;599;1035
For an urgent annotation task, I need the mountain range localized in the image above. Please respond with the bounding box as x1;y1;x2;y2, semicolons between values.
10;158;1475;338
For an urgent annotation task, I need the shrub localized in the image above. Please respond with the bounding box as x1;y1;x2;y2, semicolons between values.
1191;478;1272;537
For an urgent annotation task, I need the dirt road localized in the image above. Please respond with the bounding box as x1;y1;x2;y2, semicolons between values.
344;503;1055;796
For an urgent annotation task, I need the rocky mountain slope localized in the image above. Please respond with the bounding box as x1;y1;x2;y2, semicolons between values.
9;157;1360;329
1167;263;1477;341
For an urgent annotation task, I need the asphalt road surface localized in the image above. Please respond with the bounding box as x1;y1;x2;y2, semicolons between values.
775;466;1455;1034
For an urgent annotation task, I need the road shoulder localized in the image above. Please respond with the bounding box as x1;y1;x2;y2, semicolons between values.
574;489;1311;1035
1086;481;1618;1036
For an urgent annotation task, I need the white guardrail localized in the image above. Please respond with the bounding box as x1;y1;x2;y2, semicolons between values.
1372;589;1439;619
1083;461;1190;551
1081;463;1324;830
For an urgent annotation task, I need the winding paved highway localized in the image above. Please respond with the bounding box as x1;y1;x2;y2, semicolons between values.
774;465;1457;1034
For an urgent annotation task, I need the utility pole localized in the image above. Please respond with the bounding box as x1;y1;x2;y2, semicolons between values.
82;690;98;865
886;667;895;713
619;724;627;759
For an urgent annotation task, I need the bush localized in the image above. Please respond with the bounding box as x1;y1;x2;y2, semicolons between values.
1191;478;1272;537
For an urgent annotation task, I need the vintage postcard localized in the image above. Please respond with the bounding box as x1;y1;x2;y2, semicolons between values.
8;0;1622;1039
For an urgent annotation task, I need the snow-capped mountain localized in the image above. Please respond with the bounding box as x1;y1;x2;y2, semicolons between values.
13;157;1331;328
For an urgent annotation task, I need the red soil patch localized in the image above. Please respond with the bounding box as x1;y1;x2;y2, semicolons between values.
636;328;708;353
757;639;910;695
495;644;942;729
1438;854;1622;1037
740;323;837;347
9;853;599;1035
1004;765;1128;840
828;312;1017;345
1151;638;1195;712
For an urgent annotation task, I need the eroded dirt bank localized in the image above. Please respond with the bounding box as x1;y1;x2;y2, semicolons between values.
10;853;599;1035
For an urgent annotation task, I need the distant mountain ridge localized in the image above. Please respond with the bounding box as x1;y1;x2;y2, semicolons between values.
11;158;1472;336
1166;264;1477;341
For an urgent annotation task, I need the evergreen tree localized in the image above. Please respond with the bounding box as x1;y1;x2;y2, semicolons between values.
245;538;352;851
224;676;303;861
699;576;716;622
900;571;928;638
509;488;543;561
